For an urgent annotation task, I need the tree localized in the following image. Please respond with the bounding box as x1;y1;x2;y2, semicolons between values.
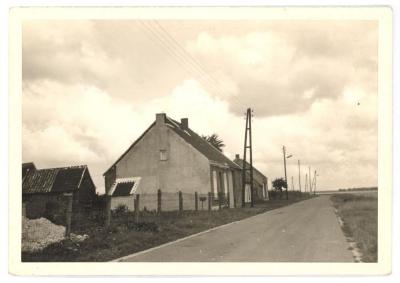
272;178;287;191
202;133;225;152
272;178;287;199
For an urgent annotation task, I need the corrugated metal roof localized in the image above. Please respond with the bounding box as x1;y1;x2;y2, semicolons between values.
22;165;87;194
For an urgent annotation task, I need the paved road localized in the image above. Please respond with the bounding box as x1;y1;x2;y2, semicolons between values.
117;196;354;262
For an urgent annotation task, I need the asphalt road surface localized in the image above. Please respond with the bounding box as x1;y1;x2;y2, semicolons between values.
117;196;354;262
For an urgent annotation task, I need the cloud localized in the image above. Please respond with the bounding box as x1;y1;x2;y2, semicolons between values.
22;21;197;105
22;20;378;192
186;22;377;117
22;80;155;192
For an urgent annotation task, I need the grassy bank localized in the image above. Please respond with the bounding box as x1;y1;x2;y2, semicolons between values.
330;193;378;262
22;192;312;262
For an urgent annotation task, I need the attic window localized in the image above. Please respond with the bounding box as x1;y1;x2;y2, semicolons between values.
160;150;168;161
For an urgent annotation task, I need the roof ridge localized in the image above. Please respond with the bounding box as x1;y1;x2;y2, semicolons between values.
35;165;87;171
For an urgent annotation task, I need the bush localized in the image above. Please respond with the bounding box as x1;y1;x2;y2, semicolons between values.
126;221;159;232
112;204;129;217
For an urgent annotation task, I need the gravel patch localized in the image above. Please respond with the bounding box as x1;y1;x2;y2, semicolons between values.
22;217;66;252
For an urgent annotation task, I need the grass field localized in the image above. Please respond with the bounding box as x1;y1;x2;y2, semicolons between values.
330;192;378;262
22;192;312;262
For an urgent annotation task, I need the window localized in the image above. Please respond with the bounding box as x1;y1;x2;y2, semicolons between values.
159;150;168;161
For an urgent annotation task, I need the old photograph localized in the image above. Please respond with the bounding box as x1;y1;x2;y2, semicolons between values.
8;6;393;276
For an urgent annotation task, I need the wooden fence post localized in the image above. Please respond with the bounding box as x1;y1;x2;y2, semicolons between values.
208;192;212;211
157;189;162;214
195;192;198;211
65;193;73;237
105;194;111;228
178;191;183;212
135;194;140;224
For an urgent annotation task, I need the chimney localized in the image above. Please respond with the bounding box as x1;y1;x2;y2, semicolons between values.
235;154;240;160
180;118;188;130
156;113;166;126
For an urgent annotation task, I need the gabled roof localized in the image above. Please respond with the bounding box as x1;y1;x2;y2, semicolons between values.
233;158;268;181
104;114;240;175
22;165;92;194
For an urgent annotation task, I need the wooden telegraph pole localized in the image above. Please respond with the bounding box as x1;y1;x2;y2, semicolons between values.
282;146;293;200
242;108;254;207
283;146;288;200
305;173;308;193
313;170;317;195
298;160;301;192
308;166;312;194
291;176;294;191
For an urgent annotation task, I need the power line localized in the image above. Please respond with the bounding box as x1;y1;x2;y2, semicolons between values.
152;20;222;88
139;20;243;108
139;20;227;100
151;20;237;101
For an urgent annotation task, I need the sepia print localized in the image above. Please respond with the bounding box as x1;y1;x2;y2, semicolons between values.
9;7;392;275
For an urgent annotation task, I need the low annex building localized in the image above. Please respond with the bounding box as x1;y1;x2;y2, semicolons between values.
104;113;243;211
22;163;96;219
233;154;269;202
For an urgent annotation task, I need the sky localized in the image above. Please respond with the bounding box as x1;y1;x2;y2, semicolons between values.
22;20;378;193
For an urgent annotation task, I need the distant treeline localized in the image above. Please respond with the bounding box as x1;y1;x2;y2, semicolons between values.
337;187;378;192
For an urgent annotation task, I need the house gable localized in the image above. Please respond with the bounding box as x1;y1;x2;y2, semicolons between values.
104;114;240;178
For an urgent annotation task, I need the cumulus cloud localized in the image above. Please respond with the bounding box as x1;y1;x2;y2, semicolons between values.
186;22;377;117
22;20;378;192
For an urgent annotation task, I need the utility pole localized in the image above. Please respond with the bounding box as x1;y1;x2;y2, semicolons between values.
298;160;301;192
313;170;317;195
282;146;293;200
242;108;254;207
305;173;308;193
308;166;312;194
291;176;294;191
283;146;288;200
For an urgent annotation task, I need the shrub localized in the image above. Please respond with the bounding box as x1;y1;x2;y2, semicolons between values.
112;204;129;217
131;222;159;232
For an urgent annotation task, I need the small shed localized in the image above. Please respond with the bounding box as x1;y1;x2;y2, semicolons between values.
22;163;96;220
